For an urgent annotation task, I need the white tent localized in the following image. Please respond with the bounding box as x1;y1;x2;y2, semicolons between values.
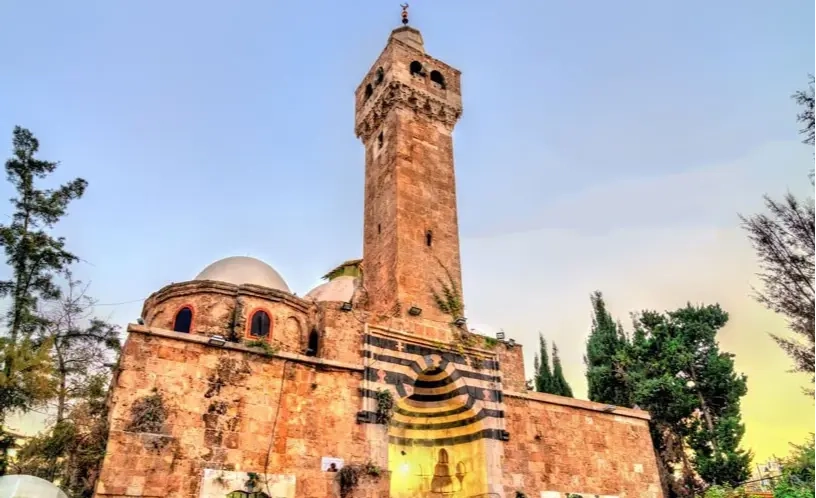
0;475;69;498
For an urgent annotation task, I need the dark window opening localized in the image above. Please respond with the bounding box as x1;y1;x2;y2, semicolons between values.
425;230;433;247
364;84;373;100
409;61;425;77
377;224;381;234
306;329;320;357
249;310;271;338
430;70;446;88
173;307;192;333
377;131;383;148
375;67;384;85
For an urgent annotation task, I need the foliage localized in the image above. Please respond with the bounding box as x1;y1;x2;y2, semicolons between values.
584;291;632;407
127;389;167;434
430;260;464;321
375;389;394;424
37;271;120;422
13;372;113;497
627;304;752;493
585;297;752;497
337;461;383;498
483;336;498;349
793;75;814;147
773;435;815;498
533;333;554;394
701;485;749;498
244;339;279;357
773;478;814;498
550;343;573;398
740;78;815;396
0;127;88;422
533;334;572;396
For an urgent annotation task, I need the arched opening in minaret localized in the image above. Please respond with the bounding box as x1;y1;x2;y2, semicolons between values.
409;61;425;77
425;230;433;247
388;366;488;497
430;70;446;89
375;67;384;85
364;83;373;101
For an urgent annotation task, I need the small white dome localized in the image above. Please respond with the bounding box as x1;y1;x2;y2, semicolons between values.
0;475;69;498
305;276;357;302
195;256;290;292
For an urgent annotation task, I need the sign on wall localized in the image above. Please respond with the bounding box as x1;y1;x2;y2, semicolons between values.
321;457;345;472
199;469;296;498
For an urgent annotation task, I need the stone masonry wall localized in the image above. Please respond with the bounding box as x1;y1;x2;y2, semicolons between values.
355;29;465;324
496;342;527;392
502;391;662;498
142;281;313;354
95;327;381;498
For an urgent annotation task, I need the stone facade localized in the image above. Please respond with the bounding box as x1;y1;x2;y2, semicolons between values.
356;26;464;324
94;19;663;498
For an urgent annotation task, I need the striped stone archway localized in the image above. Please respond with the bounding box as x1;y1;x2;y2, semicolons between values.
359;326;507;497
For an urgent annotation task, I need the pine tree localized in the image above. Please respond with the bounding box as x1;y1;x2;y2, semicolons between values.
550;342;574;398
628;304;752;493
741;77;815;396
0;127;87;471
534;333;554;394
584;291;632;407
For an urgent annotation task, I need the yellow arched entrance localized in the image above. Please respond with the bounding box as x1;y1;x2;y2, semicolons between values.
387;366;489;497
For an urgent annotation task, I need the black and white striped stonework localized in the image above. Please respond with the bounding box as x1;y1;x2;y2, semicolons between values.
359;329;508;447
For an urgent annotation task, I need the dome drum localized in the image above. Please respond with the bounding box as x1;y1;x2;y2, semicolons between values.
141;280;314;356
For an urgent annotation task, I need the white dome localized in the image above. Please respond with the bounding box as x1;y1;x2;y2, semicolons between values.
305;276;357;302
0;475;69;498
195;256;290;292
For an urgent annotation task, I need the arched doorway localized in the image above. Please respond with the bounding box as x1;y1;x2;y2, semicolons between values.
387;366;488;497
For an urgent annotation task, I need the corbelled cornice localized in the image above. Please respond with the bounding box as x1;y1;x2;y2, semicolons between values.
355;80;462;140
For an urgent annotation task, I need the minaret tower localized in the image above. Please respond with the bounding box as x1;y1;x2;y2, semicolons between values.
354;7;464;323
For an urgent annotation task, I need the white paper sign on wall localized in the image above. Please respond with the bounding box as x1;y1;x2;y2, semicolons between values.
321;457;345;472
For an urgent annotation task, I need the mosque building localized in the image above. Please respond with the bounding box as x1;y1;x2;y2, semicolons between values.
94;11;663;498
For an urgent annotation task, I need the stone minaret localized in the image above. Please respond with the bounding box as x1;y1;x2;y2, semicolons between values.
354;20;464;323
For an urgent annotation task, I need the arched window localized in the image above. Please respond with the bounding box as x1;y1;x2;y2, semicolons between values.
430;70;446;88
364;83;373;101
306;329;319;357
409;61;424;77
173;307;193;333
249;310;271;338
425;229;433;247
374;67;384;85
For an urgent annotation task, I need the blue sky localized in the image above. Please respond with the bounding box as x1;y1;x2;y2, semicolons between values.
0;1;814;459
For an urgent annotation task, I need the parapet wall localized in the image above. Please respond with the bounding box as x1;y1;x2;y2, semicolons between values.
95;326;374;498
501;390;662;498
95;325;662;498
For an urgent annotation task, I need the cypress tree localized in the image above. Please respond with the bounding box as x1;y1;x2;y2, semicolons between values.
551;342;574;398
584;291;632;407
534;333;554;394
